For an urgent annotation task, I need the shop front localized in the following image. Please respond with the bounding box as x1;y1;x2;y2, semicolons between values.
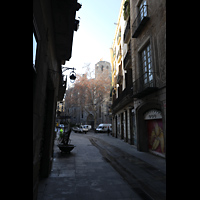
136;100;166;157
144;110;165;156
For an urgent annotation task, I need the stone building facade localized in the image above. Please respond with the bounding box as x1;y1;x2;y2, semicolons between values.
33;0;81;199
110;0;166;157
95;60;112;80
95;61;112;126
110;0;134;144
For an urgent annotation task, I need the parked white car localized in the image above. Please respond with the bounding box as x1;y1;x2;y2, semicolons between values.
95;124;112;133
72;126;81;133
80;125;89;134
73;125;88;134
83;125;92;130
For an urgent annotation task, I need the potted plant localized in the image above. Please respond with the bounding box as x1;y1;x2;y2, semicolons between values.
57;128;75;153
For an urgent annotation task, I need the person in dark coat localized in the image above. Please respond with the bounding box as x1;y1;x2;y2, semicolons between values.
107;127;110;136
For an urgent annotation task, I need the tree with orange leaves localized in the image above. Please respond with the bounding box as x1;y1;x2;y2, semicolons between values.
65;64;111;127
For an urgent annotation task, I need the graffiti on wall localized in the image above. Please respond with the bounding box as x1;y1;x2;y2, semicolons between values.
147;119;165;154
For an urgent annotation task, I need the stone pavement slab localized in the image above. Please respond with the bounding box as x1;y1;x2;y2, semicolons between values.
37;131;143;200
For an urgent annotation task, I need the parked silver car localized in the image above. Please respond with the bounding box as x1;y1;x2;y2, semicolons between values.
80;125;89;134
72;125;88;134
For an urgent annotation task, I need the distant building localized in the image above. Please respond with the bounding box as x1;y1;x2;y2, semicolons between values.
95;60;112;80
57;101;65;113
65;61;112;128
95;61;112;125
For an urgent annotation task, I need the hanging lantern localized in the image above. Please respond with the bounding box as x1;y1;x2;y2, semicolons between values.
69;70;76;83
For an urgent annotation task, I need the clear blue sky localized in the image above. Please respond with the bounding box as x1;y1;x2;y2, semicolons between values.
63;0;122;82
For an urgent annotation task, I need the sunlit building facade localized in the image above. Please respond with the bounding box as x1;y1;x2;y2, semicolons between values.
110;0;166;158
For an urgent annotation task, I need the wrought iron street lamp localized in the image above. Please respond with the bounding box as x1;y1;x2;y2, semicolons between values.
62;67;76;83
69;70;76;83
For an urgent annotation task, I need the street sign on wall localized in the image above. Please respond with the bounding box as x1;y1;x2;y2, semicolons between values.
144;109;162;120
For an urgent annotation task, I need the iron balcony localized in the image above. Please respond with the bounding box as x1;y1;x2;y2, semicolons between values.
124;17;131;43
132;72;158;98
112;72;158;111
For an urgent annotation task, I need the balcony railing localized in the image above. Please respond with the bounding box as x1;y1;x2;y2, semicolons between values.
124;17;130;43
113;49;116;60
117;74;123;84
132;72;158;98
112;84;133;110
124;50;131;70
112;72;159;110
117;49;122;63
117;31;121;45
132;5;150;38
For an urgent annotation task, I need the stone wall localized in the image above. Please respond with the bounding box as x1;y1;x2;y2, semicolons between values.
33;0;61;199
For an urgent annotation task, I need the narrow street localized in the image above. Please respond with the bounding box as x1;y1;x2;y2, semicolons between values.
37;131;166;200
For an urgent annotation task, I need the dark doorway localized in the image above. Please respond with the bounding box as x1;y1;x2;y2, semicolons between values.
40;88;55;178
115;115;118;138
125;110;128;142
129;109;134;145
121;112;124;140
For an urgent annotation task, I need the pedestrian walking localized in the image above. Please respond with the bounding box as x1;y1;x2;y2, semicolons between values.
60;128;63;138
107;127;110;136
